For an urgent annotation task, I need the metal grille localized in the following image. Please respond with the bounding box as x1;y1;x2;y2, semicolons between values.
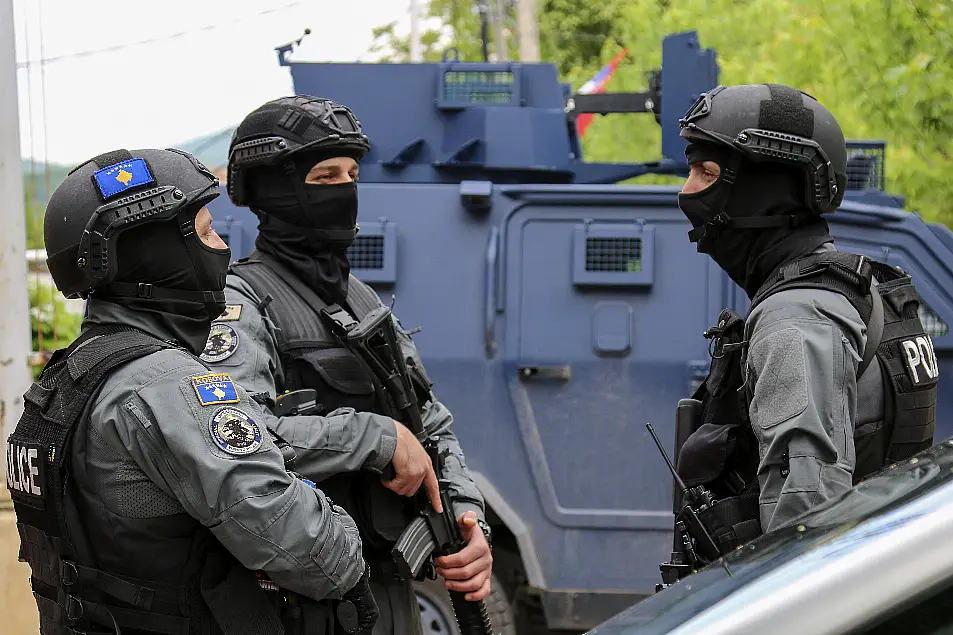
585;237;643;273
443;71;515;104
919;302;949;338
348;235;385;270
845;141;886;191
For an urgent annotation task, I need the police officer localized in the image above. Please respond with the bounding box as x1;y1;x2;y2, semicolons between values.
6;147;382;635
672;84;937;542
204;96;493;635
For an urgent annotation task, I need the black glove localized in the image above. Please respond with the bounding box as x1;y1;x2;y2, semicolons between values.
341;567;379;633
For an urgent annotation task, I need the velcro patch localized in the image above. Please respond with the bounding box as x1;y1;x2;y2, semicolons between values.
191;373;240;406
901;335;939;386
208;407;262;455
5;440;46;509
201;324;239;363
93;158;156;199
216;304;243;322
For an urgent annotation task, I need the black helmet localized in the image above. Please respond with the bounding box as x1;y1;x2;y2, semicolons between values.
45;148;220;299
227;95;370;207
679;83;847;214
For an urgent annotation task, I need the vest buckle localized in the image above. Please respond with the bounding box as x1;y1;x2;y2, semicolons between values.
60;559;79;586
65;593;84;621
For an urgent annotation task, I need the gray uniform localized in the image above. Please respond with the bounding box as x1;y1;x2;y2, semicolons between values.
211;275;484;520
82;299;386;601
744;272;869;532
205;273;485;634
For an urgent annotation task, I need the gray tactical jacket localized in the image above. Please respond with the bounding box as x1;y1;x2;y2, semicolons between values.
743;252;872;532
208;273;485;522
83;300;380;600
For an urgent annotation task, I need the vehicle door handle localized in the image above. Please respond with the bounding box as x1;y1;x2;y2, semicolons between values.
519;365;571;380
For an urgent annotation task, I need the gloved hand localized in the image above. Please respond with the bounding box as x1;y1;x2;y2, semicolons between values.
341;567;379;633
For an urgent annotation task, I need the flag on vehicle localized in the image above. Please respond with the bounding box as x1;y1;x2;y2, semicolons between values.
575;49;628;139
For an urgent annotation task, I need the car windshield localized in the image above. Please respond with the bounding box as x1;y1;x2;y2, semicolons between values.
590;439;953;635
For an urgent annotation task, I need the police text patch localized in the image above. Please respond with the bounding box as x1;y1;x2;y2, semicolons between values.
208;408;262;455
191;373;240;406
201;324;239;363
93;158;156;200
216;305;243;322
901;335;939;386
5;439;46;509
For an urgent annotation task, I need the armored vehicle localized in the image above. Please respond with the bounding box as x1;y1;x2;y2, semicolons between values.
207;31;953;633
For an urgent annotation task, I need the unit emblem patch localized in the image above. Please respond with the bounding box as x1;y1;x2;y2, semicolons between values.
201;324;239;363
208;407;262;455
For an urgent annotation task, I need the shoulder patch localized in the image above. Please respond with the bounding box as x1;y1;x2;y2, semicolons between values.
208;407;262;455
191;373;240;406
216;304;243;322
201;324;239;363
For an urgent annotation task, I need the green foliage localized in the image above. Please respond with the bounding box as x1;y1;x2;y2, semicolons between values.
23;181;46;250
29;278;82;379
370;0;953;225
370;0;497;63
22;160;72;249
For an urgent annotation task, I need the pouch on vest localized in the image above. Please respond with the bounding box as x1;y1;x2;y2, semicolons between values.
677;309;759;497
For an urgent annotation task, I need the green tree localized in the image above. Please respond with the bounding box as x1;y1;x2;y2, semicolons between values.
29;278;82;379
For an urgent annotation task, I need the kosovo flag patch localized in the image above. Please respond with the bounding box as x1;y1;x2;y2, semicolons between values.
191;373;240;406
93;158;155;200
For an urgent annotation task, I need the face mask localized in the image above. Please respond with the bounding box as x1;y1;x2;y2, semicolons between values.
677;142;834;295
249;166;361;303
252;180;359;248
192;236;231;319
677;179;733;255
110;215;231;354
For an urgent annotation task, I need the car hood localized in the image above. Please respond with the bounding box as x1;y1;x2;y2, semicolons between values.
590;438;953;635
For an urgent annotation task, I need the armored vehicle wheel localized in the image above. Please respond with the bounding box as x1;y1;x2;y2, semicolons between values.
414;574;515;635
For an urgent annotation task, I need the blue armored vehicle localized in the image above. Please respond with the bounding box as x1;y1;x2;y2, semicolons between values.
207;31;953;634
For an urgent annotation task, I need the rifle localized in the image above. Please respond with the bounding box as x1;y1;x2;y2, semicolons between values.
646;422;721;591
320;304;494;635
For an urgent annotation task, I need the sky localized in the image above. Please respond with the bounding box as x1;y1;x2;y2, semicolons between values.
13;0;421;165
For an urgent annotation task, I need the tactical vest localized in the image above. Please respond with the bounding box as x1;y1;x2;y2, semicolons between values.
7;325;297;635
677;252;938;551
229;253;414;559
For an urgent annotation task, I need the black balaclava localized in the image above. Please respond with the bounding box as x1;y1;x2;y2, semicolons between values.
110;211;230;354
677;141;834;297
249;156;359;304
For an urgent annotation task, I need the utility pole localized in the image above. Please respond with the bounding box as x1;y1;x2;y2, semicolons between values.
517;0;540;62
492;0;507;61
409;0;422;62
0;0;34;485
477;0;490;62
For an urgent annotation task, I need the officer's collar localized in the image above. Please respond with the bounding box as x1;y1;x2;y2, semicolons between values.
82;299;186;348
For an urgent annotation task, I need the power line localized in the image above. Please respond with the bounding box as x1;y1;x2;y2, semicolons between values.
15;1;301;68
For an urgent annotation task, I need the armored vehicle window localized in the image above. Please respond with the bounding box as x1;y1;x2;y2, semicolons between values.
585;237;643;273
